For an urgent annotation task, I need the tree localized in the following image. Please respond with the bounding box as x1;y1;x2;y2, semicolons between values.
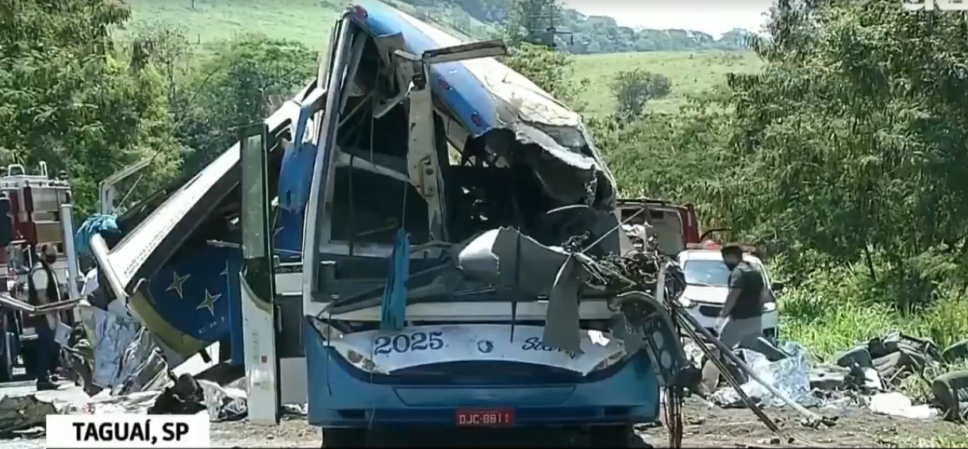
131;22;193;109
177;34;316;175
609;69;672;119
0;0;181;214
709;0;968;307
502;42;588;111
504;0;564;48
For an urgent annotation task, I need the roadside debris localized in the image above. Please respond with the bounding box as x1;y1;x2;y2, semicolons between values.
868;392;938;419
709;342;815;409
0;303;247;436
692;329;968;426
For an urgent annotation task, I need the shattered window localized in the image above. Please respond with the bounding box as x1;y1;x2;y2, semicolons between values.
330;166;430;245
526;122;590;155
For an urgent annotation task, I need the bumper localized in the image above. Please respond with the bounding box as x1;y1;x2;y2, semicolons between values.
688;303;779;339
303;324;660;428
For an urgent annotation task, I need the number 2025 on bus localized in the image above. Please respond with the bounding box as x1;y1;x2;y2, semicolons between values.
46;414;210;448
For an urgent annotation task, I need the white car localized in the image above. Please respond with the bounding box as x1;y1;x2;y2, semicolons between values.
676;249;781;342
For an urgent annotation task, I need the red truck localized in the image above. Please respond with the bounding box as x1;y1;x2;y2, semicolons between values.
0;162;81;382
616;198;703;257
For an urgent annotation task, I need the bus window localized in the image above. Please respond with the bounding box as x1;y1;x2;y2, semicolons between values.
330;166;430;245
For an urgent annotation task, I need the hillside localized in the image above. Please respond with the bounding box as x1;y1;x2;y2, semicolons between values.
119;0;763;117
573;51;763;116
120;0;754;53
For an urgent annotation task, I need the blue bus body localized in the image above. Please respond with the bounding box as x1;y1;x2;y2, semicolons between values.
298;2;665;439
303;321;661;428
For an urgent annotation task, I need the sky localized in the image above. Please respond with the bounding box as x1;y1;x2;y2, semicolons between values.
559;0;775;38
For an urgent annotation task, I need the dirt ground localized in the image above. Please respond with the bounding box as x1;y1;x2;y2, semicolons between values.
204;398;964;448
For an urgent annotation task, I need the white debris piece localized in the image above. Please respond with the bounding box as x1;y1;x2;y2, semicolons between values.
868;392;939;419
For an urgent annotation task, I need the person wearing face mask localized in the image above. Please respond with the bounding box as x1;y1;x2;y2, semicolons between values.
27;244;63;390
715;243;766;348
698;243;767;395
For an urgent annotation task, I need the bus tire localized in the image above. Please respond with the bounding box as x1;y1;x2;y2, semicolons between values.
321;428;367;448
589;425;639;448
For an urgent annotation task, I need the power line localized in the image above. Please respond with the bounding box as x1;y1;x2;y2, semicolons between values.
519;0;573;48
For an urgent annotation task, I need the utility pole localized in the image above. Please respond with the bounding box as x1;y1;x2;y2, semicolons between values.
520;0;572;48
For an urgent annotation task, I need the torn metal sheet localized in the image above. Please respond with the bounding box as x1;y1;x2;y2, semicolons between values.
79;305;168;393
385;4;616;209
197;379;247;422
711;342;816;408
104;100;301;293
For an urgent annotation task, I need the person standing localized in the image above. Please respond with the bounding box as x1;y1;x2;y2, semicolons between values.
699;243;767;395
27;244;62;390
716;243;766;349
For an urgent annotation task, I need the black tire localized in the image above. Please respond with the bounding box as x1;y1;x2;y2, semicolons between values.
589;425;637;448
0;313;14;382
321;428;368;448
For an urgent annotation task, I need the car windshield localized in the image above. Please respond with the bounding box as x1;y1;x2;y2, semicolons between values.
683;260;733;286
682;260;769;287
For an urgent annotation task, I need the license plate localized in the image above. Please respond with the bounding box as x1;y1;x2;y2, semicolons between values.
455;409;514;427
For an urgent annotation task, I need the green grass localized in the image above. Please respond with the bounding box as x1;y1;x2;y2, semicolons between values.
571;51;763;116
121;0;343;49
119;0;762;117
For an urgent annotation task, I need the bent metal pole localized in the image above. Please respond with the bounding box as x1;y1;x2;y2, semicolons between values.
676;308;823;426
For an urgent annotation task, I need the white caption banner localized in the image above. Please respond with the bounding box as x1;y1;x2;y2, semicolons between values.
46;414;210;448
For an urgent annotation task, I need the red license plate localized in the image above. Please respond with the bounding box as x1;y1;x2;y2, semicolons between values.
455;409;515;427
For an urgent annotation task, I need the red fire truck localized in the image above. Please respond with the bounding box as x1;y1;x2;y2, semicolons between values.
0;162;82;382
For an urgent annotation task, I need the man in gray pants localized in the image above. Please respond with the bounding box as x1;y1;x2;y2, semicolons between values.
699;243;766;395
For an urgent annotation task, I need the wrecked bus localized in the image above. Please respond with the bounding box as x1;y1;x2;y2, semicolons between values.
80;1;694;446
235;3;692;447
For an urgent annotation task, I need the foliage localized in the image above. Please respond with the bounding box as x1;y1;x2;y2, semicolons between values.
502;42;588;111
0;0;181;214
585;0;968;361
609;69;672;120
176;34;316;175
573;51;762;117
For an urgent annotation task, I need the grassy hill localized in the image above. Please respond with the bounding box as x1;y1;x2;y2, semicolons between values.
120;0;763;116
122;0;341;46
119;0;482;48
572;51;763;116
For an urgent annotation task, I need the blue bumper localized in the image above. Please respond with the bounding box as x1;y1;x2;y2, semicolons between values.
304;323;661;428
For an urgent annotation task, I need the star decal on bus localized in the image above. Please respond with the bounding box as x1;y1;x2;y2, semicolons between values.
196;289;222;316
166;271;190;299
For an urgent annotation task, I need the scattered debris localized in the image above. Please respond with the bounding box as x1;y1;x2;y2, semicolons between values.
709;342;814;409
692;328;968;428
869;392;938;419
932;370;968;422
0;393;57;434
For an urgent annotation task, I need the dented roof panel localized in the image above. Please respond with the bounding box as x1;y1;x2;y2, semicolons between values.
359;1;582;135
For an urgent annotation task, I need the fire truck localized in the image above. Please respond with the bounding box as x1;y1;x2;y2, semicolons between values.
0;162;83;382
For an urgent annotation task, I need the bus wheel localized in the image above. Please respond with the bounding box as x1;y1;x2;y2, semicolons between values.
321;428;367;448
